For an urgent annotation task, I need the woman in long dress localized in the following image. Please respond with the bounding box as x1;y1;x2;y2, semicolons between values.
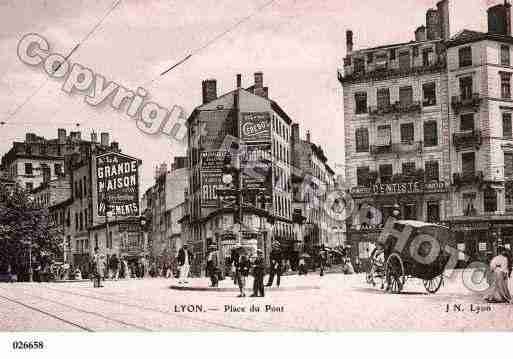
484;249;512;303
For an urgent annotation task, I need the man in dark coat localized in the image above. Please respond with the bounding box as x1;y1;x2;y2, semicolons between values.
177;244;193;284
251;250;265;297
266;248;282;287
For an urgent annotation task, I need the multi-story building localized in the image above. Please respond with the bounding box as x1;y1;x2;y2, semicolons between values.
184;72;293;274
32;175;71;208
339;0;452;264
445;1;513;262
290;124;342;255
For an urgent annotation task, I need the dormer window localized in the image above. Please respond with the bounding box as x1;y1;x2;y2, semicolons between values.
375;54;388;70
354;58;365;73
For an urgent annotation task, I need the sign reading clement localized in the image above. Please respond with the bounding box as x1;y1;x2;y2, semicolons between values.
96;152;139;217
240;112;271;143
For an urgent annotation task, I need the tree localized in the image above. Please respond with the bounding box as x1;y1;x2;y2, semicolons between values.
0;183;63;278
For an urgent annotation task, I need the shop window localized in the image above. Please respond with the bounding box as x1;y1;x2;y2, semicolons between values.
424;121;438;147
400;123;414;144
377;88;390;109
501;45;510;66
459;76;473;100
399;86;413;107
463;193;477;216
356;167;369;186
459;46;472;67
355;92;367;114
461;113;474;132
501;72;511;99
381;205;394;223
399;51;410;71
404;204;417;220
462;152;476;175
425;161;439;181
504;113;512;138
427;201;440;223
484;188;497;212
422;82;436;106
355;128;369;152
379;164;393;184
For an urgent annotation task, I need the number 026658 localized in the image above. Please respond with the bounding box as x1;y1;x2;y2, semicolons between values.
12;341;44;350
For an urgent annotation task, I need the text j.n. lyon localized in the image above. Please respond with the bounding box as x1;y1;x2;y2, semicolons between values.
445;303;492;314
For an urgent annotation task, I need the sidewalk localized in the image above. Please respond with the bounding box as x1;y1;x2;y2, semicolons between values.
169;273;334;292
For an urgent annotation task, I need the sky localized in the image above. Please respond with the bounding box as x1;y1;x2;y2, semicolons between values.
0;0;501;192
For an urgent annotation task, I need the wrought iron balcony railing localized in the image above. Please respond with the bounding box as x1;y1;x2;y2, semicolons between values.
451;93;482;114
370;142;422;157
368;101;422;119
452;171;484;187
453;129;481;150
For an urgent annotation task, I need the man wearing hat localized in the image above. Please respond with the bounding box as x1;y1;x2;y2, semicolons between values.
177;244;193;285
251;249;265;297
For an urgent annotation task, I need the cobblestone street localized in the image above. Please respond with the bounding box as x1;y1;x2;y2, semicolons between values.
1;272;512;331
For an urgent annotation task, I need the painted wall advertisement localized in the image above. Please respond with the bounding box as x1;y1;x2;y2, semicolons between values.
201;172;222;208
96;152;140;217
240;112;271;143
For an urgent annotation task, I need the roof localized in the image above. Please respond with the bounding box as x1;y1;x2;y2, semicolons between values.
446;29;513;48
351;38;442;55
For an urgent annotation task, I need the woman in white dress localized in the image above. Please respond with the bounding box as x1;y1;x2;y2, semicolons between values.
484;249;512;303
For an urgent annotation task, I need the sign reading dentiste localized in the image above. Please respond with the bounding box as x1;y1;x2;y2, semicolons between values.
96;152;140;217
240;112;271;143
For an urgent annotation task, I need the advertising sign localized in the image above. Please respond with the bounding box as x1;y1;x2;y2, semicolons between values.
240;112;271;143
350;181;448;197
96;152;139;217
241;144;272;195
201;172;222;208
200;151;227;171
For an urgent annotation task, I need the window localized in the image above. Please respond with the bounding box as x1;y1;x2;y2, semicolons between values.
404;204;417;220
422;47;433;67
75;212;78;231
379;164;393;184
355;92;367;114
375;54;388;70
501;45;510;66
459;46;472;67
356;167;369;186
462;152;476;175
400;123;414;144
424;121;438;147
355;128;369;152
83;176;87;197
54;163;62;176
79;212;83;231
390;48;396;60
459;76;473;100
427;201;440;222
94;233;98;249
461;114;474;131
399;86;413;107
377;125;391;146
422;82;436;106
107;231;113;249
425;161;439;181
399;51;410;70
412;46;419;58
367;52;374;64
354;58;365;73
377;88;390;109
25;182;33;191
84;209;88;228
505;152;513;178
402;162;416;179
503;113;512;138
501;72;511;99
484;188;497;212
24;163;33;175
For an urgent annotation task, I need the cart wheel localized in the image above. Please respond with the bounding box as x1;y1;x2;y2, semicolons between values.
386;253;405;294
423;275;443;294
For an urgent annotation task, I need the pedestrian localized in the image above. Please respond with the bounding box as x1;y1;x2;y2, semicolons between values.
266;247;282;287
236;254;250;297
354;257;361;273
319;245;327;276
298;256;307;275
251;250;265;297
484;248;512;303
177;244;193;285
92;247;104;288
206;249;219;287
110;254;120;281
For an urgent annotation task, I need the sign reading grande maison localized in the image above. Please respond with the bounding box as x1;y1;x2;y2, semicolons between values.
96;152;140;217
350;181;447;196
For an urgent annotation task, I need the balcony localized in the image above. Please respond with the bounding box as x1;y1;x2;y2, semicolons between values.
393;141;423;155
370;144;393;156
451;93;482;114
368;101;422;119
452;171;484;188
453;129;481;151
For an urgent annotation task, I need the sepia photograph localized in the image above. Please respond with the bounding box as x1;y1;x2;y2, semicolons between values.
1;0;513;356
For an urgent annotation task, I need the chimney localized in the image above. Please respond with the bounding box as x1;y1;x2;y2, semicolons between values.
58;129;66;144
90;131;98;143
254;72;265;97
415;25;427;42
346;30;353;55
236;74;242;89
110;141;119;151
201;79;217;104
262;87;268;98
306;130;311;143
426;9;441;40
437;0;450;40
100;132;109;147
70;131;81;141
292;123;300;142
488;1;511;36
